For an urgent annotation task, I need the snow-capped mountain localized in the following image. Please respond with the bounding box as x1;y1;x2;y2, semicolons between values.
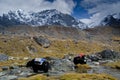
100;13;120;27
0;9;87;29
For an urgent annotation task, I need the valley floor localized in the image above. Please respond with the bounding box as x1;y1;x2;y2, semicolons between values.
0;34;119;80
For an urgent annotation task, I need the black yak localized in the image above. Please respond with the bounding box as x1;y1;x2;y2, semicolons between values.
73;54;86;65
26;58;50;73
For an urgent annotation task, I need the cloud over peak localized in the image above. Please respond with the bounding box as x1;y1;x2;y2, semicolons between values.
80;0;120;27
0;0;75;15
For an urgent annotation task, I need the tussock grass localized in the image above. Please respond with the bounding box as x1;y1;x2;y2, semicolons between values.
18;73;117;80
0;35;119;67
60;73;117;80
0;35;119;57
75;64;91;73
105;60;120;69
0;59;28;67
18;74;47;80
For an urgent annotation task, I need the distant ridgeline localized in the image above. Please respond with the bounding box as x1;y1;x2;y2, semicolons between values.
0;9;87;29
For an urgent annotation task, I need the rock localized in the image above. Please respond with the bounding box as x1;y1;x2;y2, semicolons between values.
8;56;15;60
92;62;100;65
87;54;101;61
50;58;74;73
88;49;120;61
19;71;33;77
0;66;34;79
47;58;75;76
1;66;9;71
0;71;8;76
33;36;51;48
99;60;114;64
27;46;37;53
9;65;19;69
0;75;18;80
0;54;9;61
97;49;120;60
63;54;74;61
9;69;21;75
23;57;29;60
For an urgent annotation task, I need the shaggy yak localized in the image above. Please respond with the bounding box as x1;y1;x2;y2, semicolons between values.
73;54;86;65
26;58;50;73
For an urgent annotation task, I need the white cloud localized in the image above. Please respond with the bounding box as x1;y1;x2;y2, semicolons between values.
0;0;75;15
81;0;120;27
80;19;91;25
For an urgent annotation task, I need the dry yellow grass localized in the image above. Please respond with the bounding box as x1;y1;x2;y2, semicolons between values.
0;35;119;55
0;68;2;72
112;36;120;41
18;74;47;80
75;64;91;73
0;59;28;67
60;73;117;80
18;73;117;80
105;60;120;69
0;35;119;67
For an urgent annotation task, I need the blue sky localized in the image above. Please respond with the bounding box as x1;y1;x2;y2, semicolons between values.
72;0;90;19
0;0;89;19
45;0;90;19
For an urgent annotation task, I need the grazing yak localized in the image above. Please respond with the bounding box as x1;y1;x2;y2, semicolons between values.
73;54;86;65
26;58;50;73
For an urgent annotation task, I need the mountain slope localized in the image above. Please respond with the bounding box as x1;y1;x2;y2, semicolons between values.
100;14;120;27
0;9;87;29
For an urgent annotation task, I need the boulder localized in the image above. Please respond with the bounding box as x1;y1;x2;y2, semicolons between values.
0;54;9;61
97;49;120;60
50;58;74;73
1;66;9;71
87;54;101;61
33;36;51;48
87;49;120;61
9;65;19;69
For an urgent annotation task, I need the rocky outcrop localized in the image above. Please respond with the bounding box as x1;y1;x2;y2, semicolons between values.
33;36;51;48
0;66;33;80
88;49;120;61
97;49;120;60
50;58;74;72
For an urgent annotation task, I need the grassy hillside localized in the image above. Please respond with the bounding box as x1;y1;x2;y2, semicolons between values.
0;34;119;58
0;26;119;80
0;26;119;66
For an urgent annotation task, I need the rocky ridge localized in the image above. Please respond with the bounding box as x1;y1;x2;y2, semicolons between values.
0;9;87;29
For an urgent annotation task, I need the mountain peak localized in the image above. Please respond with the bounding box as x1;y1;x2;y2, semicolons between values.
0;9;87;29
40;9;61;14
100;13;120;27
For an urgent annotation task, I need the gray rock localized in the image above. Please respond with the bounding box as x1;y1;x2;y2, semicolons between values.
33;36;51;48
0;54;9;61
1;66;9;71
96;49;120;60
87;54;101;61
9;66;19;69
0;71;8;76
50;58;74;73
19;72;33;77
0;75;17;80
27;46;37;53
9;69;21;75
88;49;120;61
